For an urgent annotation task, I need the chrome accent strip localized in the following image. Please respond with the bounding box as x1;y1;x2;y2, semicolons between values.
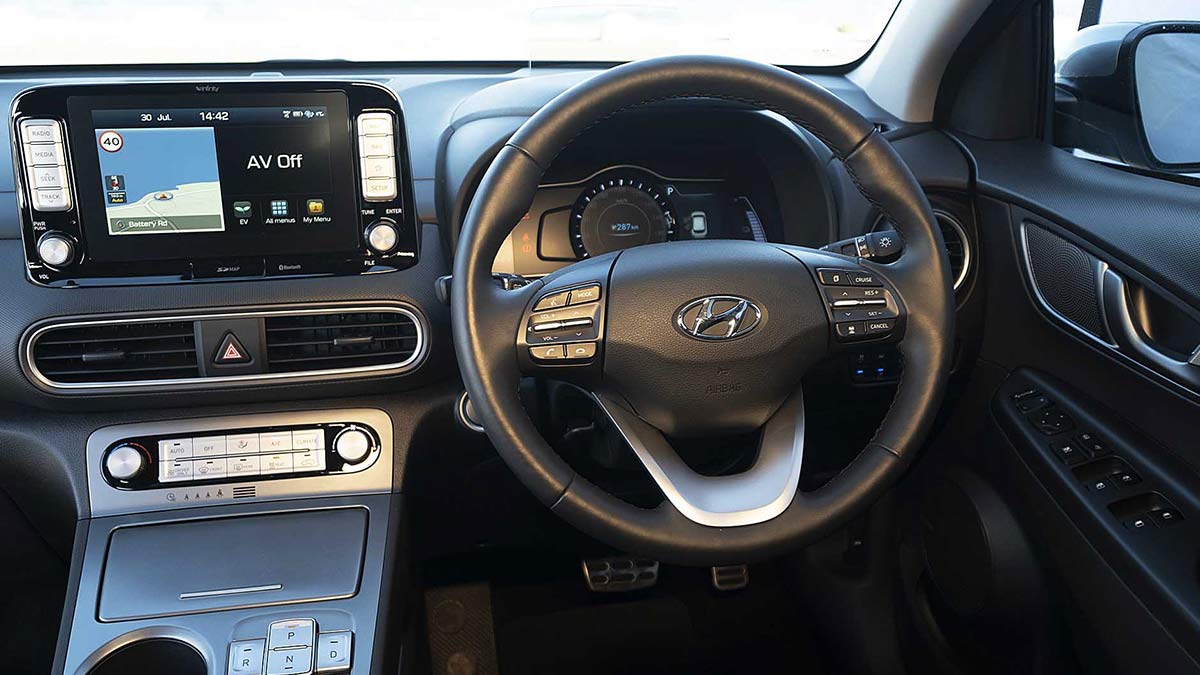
593;389;804;528
933;209;971;291
71;626;213;675
23;303;427;393
85;408;393;517
1018;222;1117;348
179;583;282;600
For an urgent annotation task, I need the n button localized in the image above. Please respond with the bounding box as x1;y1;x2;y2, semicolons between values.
214;332;252;365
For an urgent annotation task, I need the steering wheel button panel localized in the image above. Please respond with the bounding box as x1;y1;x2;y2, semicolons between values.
848;271;883;286
568;284;602;305
533;290;572;311
817;268;853;285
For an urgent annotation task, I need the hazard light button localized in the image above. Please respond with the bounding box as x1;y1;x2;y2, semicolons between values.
214;332;252;365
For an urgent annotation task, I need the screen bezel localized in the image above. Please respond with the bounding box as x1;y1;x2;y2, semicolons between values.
66;91;360;263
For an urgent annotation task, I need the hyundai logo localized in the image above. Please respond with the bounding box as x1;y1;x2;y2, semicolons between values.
675;296;762;340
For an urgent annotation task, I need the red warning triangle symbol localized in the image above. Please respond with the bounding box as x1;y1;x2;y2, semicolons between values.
214;332;251;365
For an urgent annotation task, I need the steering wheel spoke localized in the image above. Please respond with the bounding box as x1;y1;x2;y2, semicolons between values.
593;388;806;528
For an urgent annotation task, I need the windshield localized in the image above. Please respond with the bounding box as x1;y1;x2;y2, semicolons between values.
4;1;901;68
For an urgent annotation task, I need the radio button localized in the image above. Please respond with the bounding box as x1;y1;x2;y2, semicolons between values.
24;141;64;167
362;177;398;202
360;156;396;179
33;187;71;212
193;457;228;480
159;460;194;483
358;134;394;158
292;429;325;451
356;112;394;136
193;435;227;457
260;431;293;453
227;455;261;477
159;438;194;461
28;165;66;189
261;453;294;475
19;119;62;144
226;433;260;455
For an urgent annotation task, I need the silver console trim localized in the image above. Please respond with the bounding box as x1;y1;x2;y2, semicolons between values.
179;584;284;600
23;303;427;393
85;408;394;517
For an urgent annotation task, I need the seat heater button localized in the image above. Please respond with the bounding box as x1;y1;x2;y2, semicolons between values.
316;631;353;673
193;457;228;479
533;290;572;311
229;638;266;675
159;460;193;483
356;112;394;136
159;438;194;461
564;343;597;360
568;284;602;305
269;618;316;650
530;345;566;361
817;269;853;286
19;119;62;144
261;453;295;475
193;435;228;457
266;647;313;675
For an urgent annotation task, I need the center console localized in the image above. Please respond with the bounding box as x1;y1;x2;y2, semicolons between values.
60;410;401;675
11;81;418;287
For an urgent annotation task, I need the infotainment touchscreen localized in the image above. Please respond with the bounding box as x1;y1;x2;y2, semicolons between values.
66;92;358;263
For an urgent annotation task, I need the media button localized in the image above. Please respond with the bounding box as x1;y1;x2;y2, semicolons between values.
23;142;64;167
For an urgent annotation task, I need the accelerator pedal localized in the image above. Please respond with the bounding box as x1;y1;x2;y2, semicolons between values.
582;556;659;592
710;565;750;591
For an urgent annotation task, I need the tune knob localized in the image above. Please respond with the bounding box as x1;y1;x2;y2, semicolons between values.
37;232;76;267
334;427;373;465
364;219;399;254
104;444;147;482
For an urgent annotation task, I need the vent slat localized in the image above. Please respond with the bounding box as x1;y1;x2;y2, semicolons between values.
264;310;419;374
32;320;200;383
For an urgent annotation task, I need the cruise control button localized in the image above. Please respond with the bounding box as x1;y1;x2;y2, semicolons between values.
568;284;601;305
266;647;313;675
824;286;886;303
835;321;867;340
833;307;897;322
865;319;894;335
564;343;597;360
533;290;571;311
817;269;852;286
269;619;316;650
849;271;883;286
530;345;566;360
229;639;266;675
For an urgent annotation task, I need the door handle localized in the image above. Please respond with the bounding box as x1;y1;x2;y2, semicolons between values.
1101;268;1200;390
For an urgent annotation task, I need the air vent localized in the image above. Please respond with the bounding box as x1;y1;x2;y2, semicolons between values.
872;209;971;291
30;321;199;384
264;310;421;373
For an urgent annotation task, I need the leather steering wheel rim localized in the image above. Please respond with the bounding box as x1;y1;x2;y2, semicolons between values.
452;55;954;566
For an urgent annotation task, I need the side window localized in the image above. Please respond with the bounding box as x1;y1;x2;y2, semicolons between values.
1053;0;1200;176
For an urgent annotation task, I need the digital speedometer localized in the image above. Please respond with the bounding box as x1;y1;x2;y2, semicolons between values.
569;171;676;257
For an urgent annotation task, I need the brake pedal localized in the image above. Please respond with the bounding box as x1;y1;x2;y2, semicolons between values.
711;564;749;591
582;556;659;592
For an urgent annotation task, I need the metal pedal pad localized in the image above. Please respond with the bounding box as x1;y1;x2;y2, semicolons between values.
711;564;749;591
582;556;659;592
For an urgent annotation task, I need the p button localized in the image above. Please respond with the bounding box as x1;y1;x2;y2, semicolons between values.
269;618;316;651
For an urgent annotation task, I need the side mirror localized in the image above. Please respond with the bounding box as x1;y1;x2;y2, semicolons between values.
1056;21;1200;173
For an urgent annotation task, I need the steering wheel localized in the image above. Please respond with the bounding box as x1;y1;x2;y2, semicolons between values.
452;55;954;566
